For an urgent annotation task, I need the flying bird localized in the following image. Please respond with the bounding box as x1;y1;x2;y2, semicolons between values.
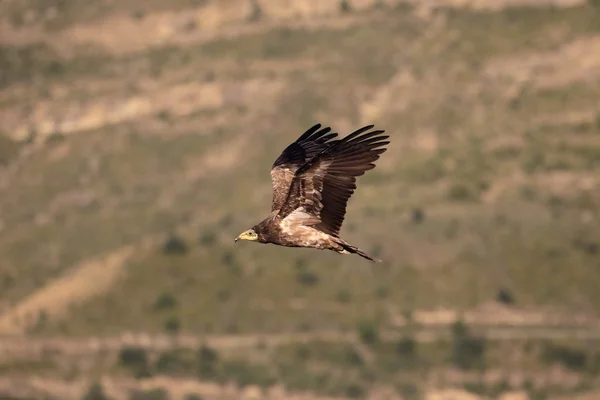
235;123;389;262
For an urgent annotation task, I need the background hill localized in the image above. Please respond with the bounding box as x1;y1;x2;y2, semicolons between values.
1;0;600;399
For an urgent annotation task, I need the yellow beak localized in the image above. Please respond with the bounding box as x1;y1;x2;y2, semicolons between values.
235;230;256;243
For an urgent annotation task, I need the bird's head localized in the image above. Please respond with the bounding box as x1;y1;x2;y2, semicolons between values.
235;228;258;243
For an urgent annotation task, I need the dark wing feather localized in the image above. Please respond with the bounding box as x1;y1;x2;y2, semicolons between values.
270;124;338;212
278;125;389;236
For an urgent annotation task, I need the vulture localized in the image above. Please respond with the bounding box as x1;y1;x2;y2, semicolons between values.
235;124;389;262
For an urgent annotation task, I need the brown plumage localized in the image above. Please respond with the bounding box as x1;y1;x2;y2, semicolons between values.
235;123;389;262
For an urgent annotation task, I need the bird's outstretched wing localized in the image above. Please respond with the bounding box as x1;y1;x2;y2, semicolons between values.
277;125;389;237
270;124;338;212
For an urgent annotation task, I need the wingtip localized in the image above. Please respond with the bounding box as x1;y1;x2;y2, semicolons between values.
361;124;386;134
297;123;323;141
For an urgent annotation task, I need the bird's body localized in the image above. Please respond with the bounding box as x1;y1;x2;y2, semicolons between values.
251;212;368;255
235;124;389;262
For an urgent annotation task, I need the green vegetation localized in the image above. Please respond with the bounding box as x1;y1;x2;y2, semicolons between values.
130;388;169;400
0;43;112;89
0;0;208;30
4;1;600;330
118;347;151;378
358;320;379;345
82;382;111;400
162;235;189;256
450;320;486;370
10;332;595;399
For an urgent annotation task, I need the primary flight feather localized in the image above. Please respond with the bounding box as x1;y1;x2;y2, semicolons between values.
235;123;389;262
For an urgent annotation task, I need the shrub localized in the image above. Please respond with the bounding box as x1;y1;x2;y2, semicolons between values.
163;316;181;334
119;347;147;366
82;382;110;400
339;0;352;13
130;10;146;20
496;288;515;305
342;346;363;366
248;0;263;22
396;336;416;358
183;395;204;400
357;320;379;345
153;292;177;311
155;350;193;375
450;320;486;370
541;343;587;371
294;344;311;361
45;132;65;145
197;345;219;378
29;309;48;333
296;270;319;286
411;208;425;224
129;388;169;400
118;347;151;378
344;383;365;399
156;110;171;122
335;289;351;303
162;235;188;255
572;236;599;255
296;322;313;332
294;258;307;270
447;182;476;201
220;360;276;388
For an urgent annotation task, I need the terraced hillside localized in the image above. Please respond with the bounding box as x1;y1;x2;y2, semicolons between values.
1;0;600;399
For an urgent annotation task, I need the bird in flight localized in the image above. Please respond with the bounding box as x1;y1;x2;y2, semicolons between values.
235;123;389;262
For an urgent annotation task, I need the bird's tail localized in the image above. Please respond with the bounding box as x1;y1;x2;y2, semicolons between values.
335;239;382;263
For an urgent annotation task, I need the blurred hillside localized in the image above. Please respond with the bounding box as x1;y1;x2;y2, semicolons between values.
1;0;600;399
